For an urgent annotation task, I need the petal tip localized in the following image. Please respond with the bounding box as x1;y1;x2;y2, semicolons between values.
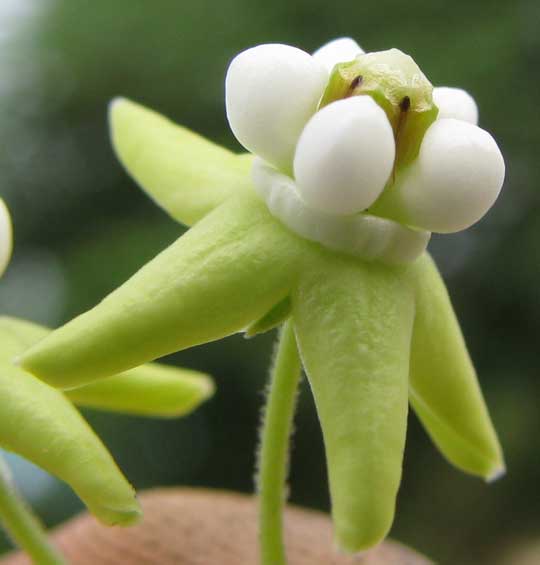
485;464;506;483
198;374;216;401
108;96;130;113
102;504;143;527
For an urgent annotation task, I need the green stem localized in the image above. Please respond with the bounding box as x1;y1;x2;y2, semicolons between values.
0;455;66;565
257;319;302;565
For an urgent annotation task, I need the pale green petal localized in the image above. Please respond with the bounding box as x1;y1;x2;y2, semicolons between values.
292;255;414;552
66;364;214;418
0;323;140;526
0;316;214;418
20;196;304;389
407;253;505;480
110;97;253;226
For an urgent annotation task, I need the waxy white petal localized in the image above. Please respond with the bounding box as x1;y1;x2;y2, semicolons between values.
393;118;505;233
433;87;478;124
225;44;327;172
312;37;364;73
294;96;395;216
0;199;12;277
253;158;430;264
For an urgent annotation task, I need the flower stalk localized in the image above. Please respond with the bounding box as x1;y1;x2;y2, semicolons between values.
257;320;302;565
0;456;65;565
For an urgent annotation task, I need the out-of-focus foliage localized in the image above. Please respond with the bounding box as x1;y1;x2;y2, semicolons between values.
0;1;538;563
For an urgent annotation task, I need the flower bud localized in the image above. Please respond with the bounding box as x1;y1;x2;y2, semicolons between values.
433;86;478;124
294;96;395;215
225;44;327;173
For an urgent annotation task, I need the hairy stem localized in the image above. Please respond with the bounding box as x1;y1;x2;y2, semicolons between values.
0;455;65;564
257;319;302;565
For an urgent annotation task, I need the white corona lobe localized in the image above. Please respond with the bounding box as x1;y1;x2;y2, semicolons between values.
312;37;364;73
252;158;430;264
433;87;478;125
293;97;396;216
225;44;327;172
391;118;505;233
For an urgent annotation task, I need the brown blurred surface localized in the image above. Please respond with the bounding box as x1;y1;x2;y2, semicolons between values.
0;489;432;564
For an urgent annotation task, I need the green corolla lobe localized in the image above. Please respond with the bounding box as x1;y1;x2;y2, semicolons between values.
109;98;253;227
0;319;141;526
406;255;505;480
319;48;439;170
18;98;503;553
6;316;215;417
20;194;307;388
293;253;414;551
0;314;216;530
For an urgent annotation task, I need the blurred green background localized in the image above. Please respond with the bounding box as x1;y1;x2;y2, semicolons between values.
0;1;538;563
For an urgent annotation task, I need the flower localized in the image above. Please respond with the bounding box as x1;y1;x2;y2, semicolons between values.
18;38;505;552
226;38;504;242
0;201;214;525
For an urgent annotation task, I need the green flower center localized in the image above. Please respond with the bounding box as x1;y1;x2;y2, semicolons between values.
319;48;439;172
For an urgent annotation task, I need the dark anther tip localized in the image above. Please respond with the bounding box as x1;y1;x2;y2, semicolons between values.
350;75;363;90
400;96;411;112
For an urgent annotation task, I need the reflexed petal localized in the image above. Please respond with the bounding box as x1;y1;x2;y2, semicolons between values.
293;255;414;551
225;44;327;172
19;196;305;388
67;364;214;418
294;97;395;215
433;86;478;124
0;316;214;418
312;37;364;72
374;118;505;233
0;321;140;526
407;254;505;480
110;98;252;226
0;199;12;277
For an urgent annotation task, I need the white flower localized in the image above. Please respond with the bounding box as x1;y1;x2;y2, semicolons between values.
0;199;12;277
225;38;505;261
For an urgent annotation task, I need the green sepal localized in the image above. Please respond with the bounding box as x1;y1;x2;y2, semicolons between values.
19;196;306;388
3;316;214;418
292;254;414;552
109;97;253;226
407;254;505;481
245;296;292;338
0;319;141;526
319;49;438;170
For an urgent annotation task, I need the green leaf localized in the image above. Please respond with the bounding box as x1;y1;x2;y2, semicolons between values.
292;254;414;552
0;321;141;526
110;97;253;226
19;196;306;388
407;253;505;481
0;316;214;418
